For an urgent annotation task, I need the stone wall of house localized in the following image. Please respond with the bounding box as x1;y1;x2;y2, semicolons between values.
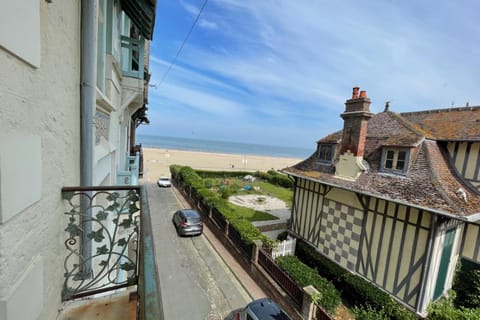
0;2;80;319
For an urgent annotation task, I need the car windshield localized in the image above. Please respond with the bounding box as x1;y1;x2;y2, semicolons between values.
160;177;169;181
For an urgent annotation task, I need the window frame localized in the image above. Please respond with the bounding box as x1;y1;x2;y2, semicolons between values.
317;143;335;163
380;147;410;175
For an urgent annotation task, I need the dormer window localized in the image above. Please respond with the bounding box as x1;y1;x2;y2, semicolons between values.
381;148;409;174
317;144;334;162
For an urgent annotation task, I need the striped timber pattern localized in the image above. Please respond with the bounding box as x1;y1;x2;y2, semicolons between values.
292;178;433;309
461;222;480;263
446;141;480;193
357;197;432;308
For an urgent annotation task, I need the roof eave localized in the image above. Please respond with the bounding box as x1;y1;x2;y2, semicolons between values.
282;170;480;222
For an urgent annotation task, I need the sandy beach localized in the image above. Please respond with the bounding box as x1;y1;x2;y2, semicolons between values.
142;147;306;181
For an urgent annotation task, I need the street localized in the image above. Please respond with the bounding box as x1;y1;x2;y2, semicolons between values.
145;181;251;320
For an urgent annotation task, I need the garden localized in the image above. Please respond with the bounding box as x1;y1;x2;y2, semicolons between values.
170;165;480;320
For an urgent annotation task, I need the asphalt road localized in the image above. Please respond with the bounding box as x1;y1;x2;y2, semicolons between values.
145;181;250;320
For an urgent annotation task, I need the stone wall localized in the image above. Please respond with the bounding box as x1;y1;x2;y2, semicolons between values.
0;2;80;319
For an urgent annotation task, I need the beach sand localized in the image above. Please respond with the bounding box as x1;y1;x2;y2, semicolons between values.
142;147;306;181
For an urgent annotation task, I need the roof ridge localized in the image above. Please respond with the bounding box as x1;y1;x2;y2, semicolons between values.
400;105;480;116
385;111;428;139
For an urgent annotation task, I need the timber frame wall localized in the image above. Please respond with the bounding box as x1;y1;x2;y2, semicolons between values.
291;177;436;311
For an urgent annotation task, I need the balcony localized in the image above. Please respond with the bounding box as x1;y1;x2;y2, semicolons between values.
117;152;140;185
58;185;163;320
121;36;145;80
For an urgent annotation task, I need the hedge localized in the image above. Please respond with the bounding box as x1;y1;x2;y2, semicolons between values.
276;255;341;315
353;305;389;320
255;170;293;188
453;259;480;309
427;294;480;320
170;165;274;248
295;239;416;320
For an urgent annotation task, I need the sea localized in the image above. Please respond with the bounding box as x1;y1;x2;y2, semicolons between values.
137;134;314;159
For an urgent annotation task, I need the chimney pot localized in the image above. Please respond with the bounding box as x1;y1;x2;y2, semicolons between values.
341;87;373;158
352;86;360;99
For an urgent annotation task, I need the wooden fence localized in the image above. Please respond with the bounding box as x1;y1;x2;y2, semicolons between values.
258;249;303;305
271;238;296;259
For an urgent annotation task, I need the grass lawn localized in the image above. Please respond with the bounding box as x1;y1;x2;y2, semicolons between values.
227;202;279;222
203;176;293;222
206;177;293;207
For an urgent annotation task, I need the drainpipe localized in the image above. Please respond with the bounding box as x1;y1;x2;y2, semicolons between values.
80;0;97;275
80;0;97;187
417;214;438;315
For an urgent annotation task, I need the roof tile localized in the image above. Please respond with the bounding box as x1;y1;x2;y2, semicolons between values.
284;107;480;218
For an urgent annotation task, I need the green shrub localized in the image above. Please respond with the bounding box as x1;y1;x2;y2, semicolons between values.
453;259;480;309
353;305;389;320
196;170;253;179
204;178;214;188
255;170;293;188
427;294;480;320
276;231;289;241
276;255;341;314
220;187;233;199
295;239;416;320
296;239;347;281
172;166;287;262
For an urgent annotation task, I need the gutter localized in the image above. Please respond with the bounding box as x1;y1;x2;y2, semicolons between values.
283;171;480;223
417;214;438;316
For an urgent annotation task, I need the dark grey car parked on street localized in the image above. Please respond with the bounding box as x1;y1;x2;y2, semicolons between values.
172;209;203;236
225;298;292;320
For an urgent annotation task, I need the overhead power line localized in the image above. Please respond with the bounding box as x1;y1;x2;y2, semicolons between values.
152;0;209;88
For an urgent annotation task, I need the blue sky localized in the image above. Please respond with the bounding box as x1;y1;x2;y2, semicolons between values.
138;0;480;149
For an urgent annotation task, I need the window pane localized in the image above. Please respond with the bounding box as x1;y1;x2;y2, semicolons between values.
386;150;395;160
318;145;332;161
396;151;406;170
396;159;405;170
385;159;393;169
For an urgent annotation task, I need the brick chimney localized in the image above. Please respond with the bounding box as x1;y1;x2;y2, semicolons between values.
335;87;373;180
340;87;373;157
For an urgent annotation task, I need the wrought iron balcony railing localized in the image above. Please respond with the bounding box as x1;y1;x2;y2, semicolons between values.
61;185;163;319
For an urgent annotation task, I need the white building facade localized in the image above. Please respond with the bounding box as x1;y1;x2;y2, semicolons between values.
0;1;155;319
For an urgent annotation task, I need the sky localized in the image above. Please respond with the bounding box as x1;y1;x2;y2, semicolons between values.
138;0;480;149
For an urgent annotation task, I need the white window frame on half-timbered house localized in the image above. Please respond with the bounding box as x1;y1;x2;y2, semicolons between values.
317;143;335;163
381;147;410;174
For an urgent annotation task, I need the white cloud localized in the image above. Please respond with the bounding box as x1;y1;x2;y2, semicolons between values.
198;19;217;29
179;0;199;17
148;0;480;147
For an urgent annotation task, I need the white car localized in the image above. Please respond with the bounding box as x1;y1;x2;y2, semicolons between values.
157;177;171;187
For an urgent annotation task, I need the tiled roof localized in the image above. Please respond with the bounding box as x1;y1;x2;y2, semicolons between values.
400;106;480;141
284;108;480;218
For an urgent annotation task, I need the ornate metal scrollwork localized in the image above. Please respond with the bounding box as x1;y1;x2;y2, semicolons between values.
61;188;140;300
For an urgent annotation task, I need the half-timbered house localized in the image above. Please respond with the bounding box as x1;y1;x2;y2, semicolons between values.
283;87;480;316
